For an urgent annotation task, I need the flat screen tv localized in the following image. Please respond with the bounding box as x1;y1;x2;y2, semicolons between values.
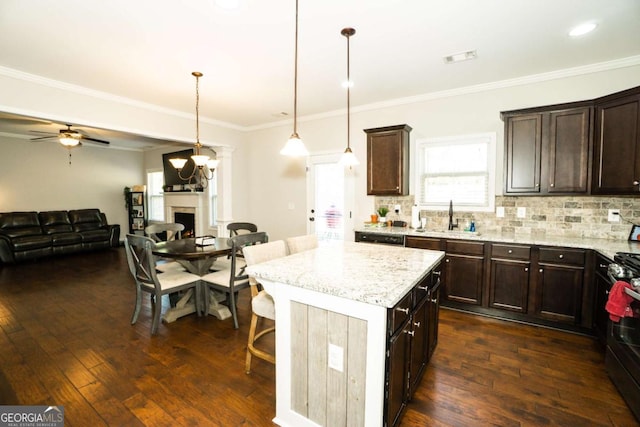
162;149;197;188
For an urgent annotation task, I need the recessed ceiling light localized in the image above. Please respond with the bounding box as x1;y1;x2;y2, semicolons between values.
443;50;477;64
569;22;597;37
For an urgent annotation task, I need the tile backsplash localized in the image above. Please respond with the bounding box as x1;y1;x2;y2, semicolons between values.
374;195;640;240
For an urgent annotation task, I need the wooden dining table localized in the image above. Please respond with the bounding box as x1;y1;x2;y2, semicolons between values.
152;237;233;323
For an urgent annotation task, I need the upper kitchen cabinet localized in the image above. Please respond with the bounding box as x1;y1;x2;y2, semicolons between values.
365;124;412;195
592;86;640;195
502;103;592;195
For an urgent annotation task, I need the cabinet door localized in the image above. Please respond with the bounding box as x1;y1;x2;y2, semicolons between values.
547;107;592;193
592;93;640;194
505;113;542;193
408;299;428;396
385;322;410;427
444;254;484;305
365;125;411;195
426;274;441;362
534;263;584;324
489;259;530;313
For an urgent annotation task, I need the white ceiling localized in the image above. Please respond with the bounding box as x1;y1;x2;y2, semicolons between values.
0;0;639;147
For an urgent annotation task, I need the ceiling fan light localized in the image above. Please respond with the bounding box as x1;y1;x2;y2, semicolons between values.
59;136;80;147
169;157;188;169
280;133;309;156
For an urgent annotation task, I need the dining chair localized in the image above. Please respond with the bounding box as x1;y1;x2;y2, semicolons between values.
227;222;258;237
200;232;269;329
124;234;202;335
211;222;258;271
145;223;186;273
242;239;287;374
285;233;318;254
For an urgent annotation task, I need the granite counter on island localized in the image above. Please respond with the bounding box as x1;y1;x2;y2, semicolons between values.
246;241;445;427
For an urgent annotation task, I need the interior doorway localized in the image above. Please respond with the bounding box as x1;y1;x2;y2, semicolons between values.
306;154;355;241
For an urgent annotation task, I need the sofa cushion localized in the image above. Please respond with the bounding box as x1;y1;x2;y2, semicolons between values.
68;209;105;232
10;235;52;251
50;232;82;246
78;229;110;243
39;211;74;234
0;212;43;238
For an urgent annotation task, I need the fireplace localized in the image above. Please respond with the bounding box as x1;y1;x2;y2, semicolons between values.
174;211;196;238
164;192;210;237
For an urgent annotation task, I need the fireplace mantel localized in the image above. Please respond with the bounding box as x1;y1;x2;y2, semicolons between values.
164;192;209;237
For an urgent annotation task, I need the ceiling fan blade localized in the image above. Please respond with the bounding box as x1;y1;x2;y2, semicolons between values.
29;130;58;135
30;135;56;141
82;136;110;145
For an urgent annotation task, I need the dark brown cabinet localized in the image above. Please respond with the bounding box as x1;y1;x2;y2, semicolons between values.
533;247;586;324
365;124;411;196
502;105;592;195
592;87;640;194
127;191;146;235
488;244;531;313
384;265;441;427
443;240;485;305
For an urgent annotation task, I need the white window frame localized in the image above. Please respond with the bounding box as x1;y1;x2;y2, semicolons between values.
413;133;496;212
146;169;165;221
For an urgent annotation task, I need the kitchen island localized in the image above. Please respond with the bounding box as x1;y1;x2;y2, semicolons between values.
246;241;444;427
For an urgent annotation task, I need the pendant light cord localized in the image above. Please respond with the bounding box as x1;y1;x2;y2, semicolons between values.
346;32;351;150
293;0;299;136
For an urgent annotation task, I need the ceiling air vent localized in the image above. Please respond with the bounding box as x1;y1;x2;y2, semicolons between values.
443;50;477;64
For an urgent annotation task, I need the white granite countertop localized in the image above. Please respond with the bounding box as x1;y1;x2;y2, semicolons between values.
246;241;444;308
356;226;640;260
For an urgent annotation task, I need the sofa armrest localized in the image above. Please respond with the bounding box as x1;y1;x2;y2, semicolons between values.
0;238;16;263
106;224;121;247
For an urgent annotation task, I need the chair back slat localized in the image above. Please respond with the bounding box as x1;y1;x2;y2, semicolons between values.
145;223;184;242
227;222;258;237
124;234;159;287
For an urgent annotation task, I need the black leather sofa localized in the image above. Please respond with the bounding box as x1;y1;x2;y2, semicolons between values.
0;209;120;263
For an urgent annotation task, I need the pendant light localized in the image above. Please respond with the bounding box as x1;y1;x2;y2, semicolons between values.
169;71;218;189
339;27;359;167
280;0;309;157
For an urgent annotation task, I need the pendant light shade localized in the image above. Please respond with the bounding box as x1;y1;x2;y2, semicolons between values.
280;0;309;157
339;27;359;167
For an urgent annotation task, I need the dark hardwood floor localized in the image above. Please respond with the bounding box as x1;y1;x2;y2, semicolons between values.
0;248;637;426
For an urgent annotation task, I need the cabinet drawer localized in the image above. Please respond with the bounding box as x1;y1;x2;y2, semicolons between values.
406;236;442;250
446;240;485;256
389;292;412;334
413;273;431;307
539;247;585;265
491;243;531;260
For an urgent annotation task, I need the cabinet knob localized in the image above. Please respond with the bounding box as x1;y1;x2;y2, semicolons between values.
606;290;610;295
433;271;441;276
634;181;639;185
535;183;540;187
550;183;555;187
539;268;543;273
414;321;421;328
404;330;415;337
445;259;450;263
417;286;429;291
508;249;513;254
431;298;438;303
396;307;409;314
558;254;564;259
524;267;529;272
599;264;607;268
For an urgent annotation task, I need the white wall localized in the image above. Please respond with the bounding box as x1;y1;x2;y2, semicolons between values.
0;134;142;229
244;65;640;241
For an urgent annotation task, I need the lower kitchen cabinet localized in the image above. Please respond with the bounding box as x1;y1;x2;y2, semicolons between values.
533;247;586;324
407;236;595;333
489;244;531;313
443;240;485;305
384;264;441;427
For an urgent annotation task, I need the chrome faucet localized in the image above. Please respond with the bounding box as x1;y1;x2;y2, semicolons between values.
448;200;458;230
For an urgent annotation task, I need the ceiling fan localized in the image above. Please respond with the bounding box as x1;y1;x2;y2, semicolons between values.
30;124;110;147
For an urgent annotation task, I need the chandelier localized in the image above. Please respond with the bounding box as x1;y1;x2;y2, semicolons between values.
339;27;359;168
280;0;309;157
169;71;218;189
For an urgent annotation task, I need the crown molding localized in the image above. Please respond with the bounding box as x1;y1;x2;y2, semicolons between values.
0;66;244;132
247;55;640;132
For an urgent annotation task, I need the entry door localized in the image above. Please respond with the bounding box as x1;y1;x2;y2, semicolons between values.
306;154;355;241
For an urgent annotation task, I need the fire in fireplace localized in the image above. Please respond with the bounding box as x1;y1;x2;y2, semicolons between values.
174;212;196;238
